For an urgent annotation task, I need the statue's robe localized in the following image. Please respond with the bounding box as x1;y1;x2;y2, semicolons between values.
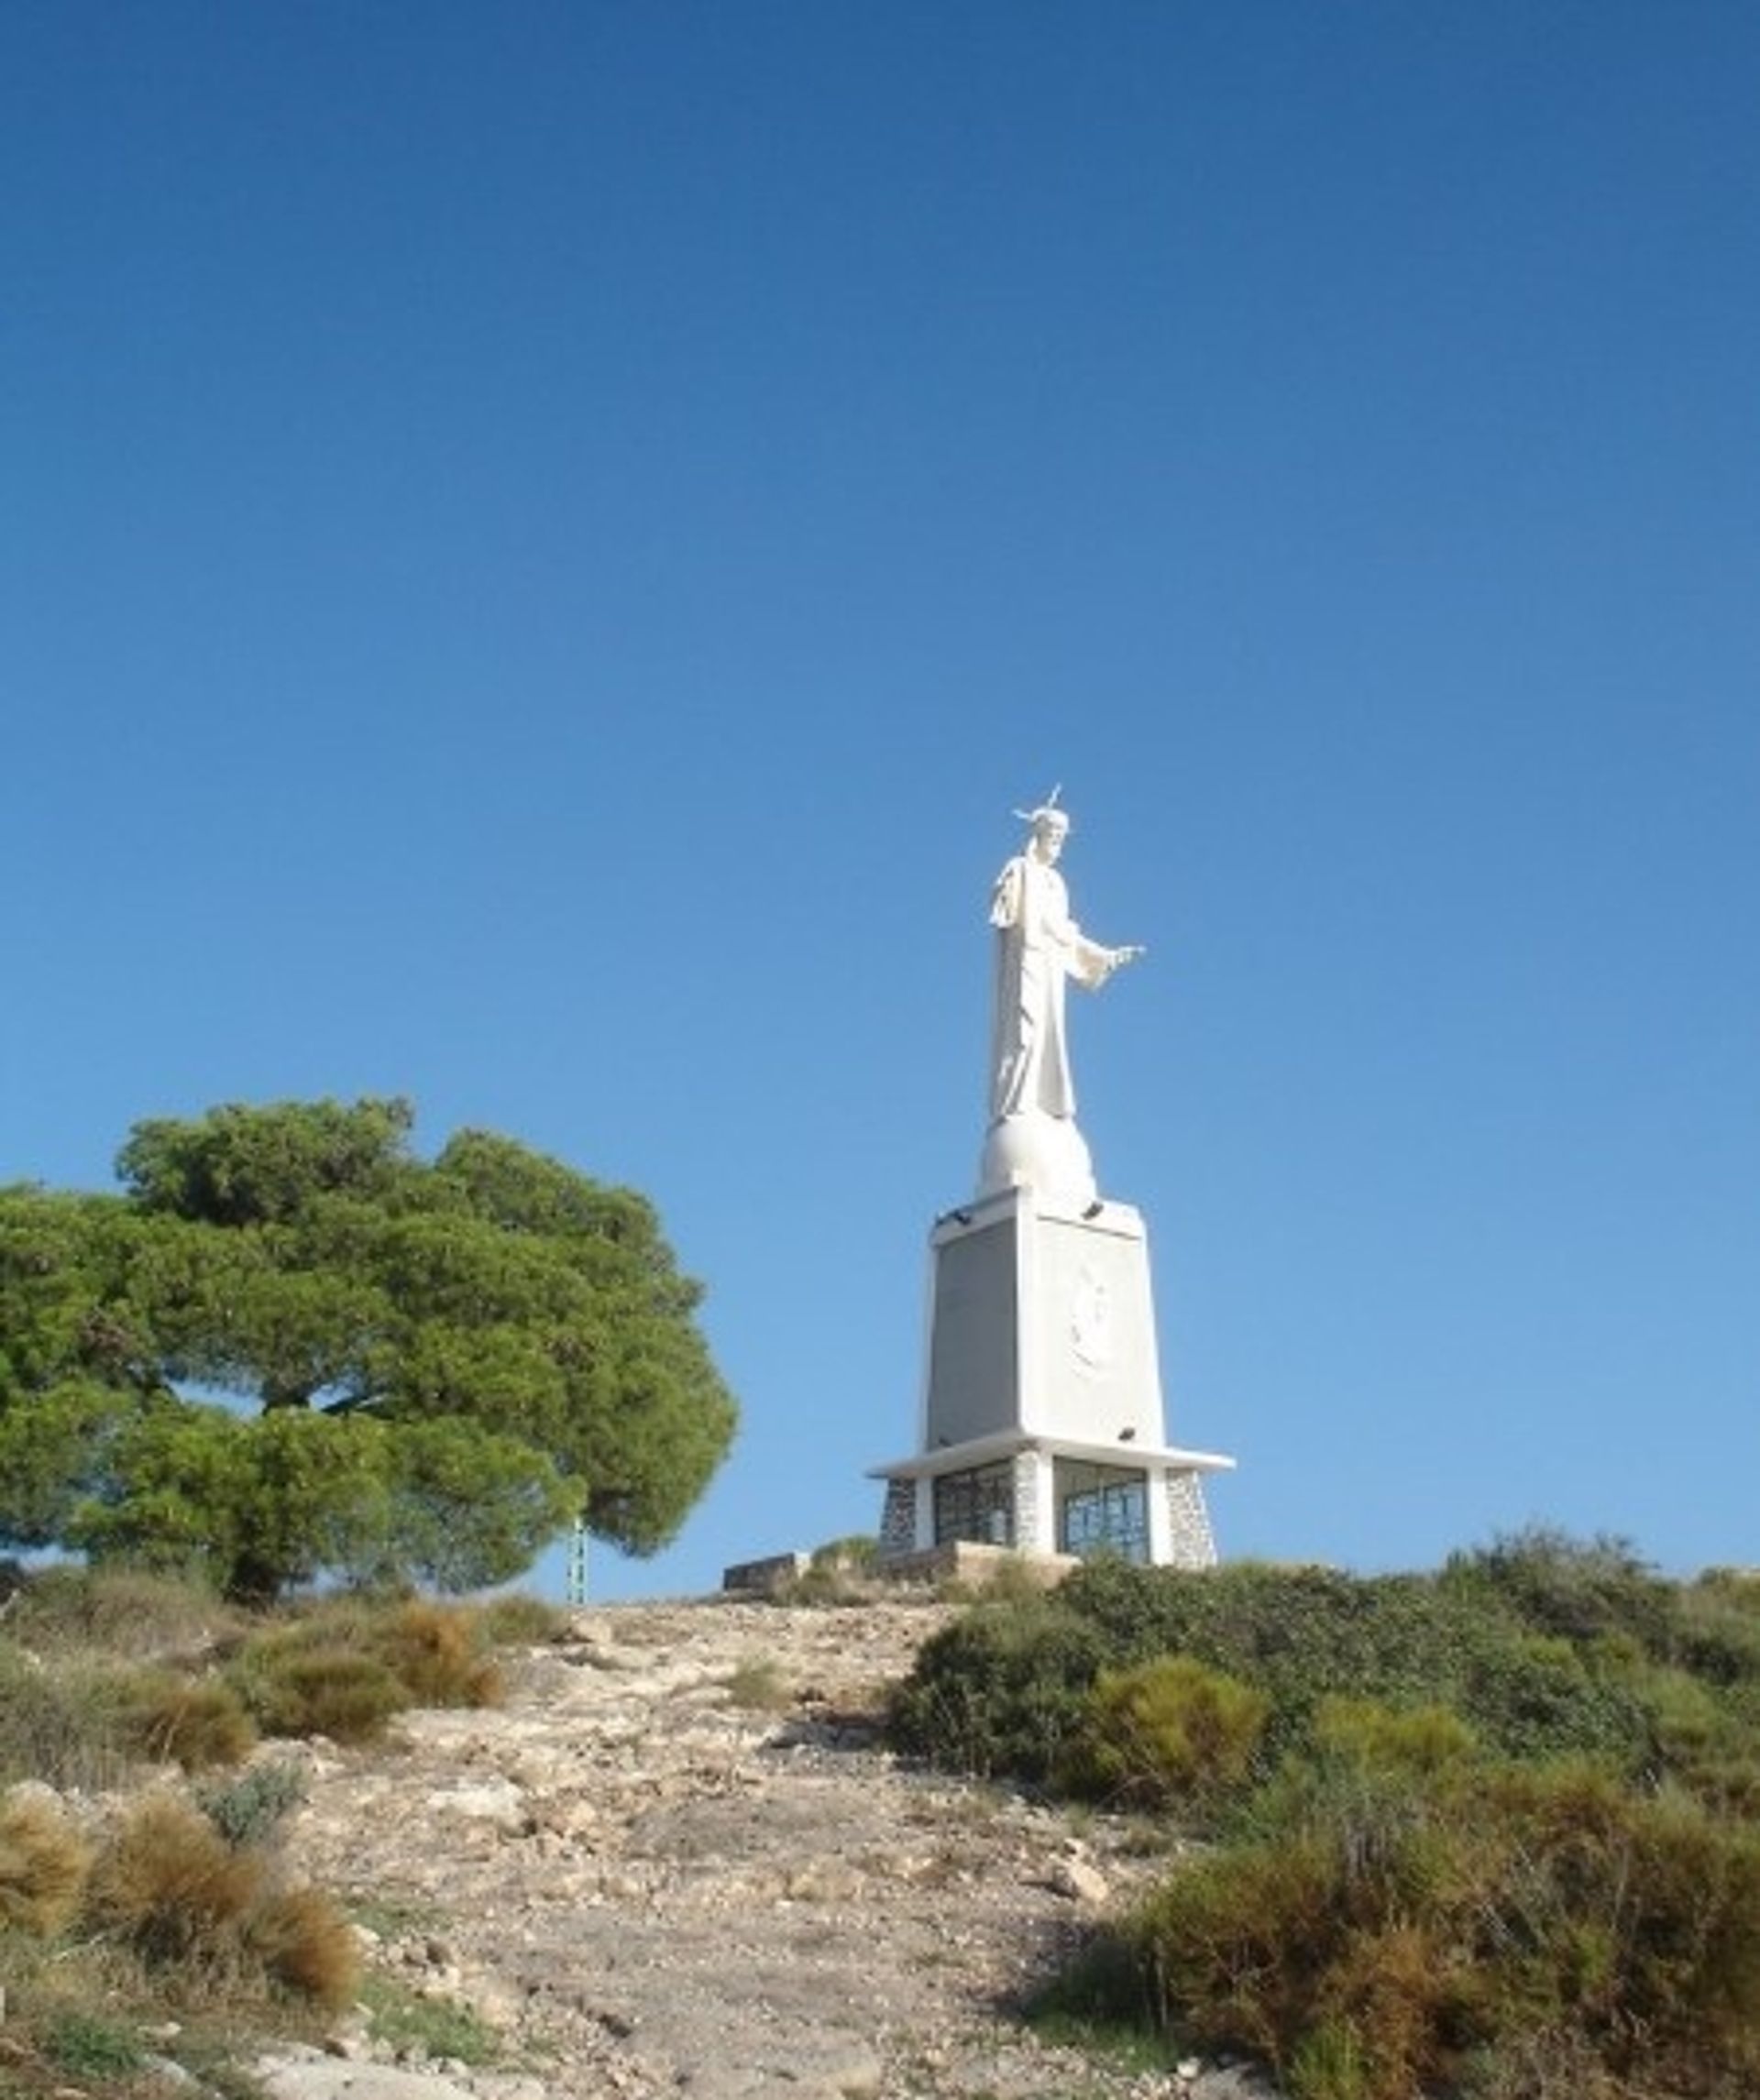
987;854;1116;1124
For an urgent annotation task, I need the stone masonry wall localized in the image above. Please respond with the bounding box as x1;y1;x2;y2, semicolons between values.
1164;1470;1219;1568
878;1477;918;1559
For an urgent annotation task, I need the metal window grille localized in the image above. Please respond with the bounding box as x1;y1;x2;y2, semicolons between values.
932;1461;1017;1548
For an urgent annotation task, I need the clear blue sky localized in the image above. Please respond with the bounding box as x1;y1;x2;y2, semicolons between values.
4;4;1755;1598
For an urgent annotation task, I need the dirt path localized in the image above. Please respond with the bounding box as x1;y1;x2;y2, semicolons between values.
272;1599;1277;2100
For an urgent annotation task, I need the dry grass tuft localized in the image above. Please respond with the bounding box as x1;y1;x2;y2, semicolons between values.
85;1795;267;1973
246;1885;361;2009
229;1641;407;1745
122;1673;258;1771
8;1565;233;1660
82;1792;357;2009
0;1645;130;1793
375;1600;504;1710
722;1655;792;1712
0;1787;93;1936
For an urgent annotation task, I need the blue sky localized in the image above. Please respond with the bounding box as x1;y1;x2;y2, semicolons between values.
4;4;1755;1598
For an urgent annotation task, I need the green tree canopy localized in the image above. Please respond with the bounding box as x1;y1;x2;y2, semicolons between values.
0;1098;738;1600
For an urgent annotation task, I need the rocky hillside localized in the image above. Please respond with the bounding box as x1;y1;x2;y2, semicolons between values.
262;1596;1280;2100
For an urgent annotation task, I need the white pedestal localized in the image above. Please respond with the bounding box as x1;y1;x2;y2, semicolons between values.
873;1184;1233;1568
921;1185;1165;1452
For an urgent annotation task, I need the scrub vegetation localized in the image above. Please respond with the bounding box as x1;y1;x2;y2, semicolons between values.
0;1561;555;2098
890;1529;1760;2100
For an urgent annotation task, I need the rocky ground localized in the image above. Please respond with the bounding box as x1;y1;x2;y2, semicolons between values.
260;1596;1282;2100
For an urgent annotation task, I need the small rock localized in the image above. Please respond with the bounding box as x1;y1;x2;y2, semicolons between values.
321;2010;372;2060
1044;1855;1110;1905
830;2051;885;2096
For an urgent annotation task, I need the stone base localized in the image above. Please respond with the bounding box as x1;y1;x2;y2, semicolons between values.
872;1432;1227;1571
721;1552;810;1596
873;1540;1079;1590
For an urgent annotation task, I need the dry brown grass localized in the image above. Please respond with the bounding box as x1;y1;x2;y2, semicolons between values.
0;1787;93;1937
82;1792;358;2008
246;1884;360;2009
122;1674;257;1772
374;1600;504;1709
7;1565;236;1662
84;1795;267;1973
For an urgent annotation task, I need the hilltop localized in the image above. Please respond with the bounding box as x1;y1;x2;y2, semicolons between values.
260;1595;1274;2100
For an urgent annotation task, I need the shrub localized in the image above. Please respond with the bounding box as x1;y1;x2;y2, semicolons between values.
82;1793;358;2008
1310;1698;1478;1780
476;1592;567;1645
1676;1571;1760;1688
84;1795;267;1972
1056;1559;1506;1760
229;1599;503;1742
0;1787;92;1935
246;1884;361;2010
371;1600;503;1710
888;1596;1109;1780
722;1655;792;1711
918;1551;1672;1777
229;1641;408;1745
1113;1752;1760;2100
7;1563;231;1660
362;1974;499;2065
774;1534;885;1605
1440;1527;1677;1655
199;1759;307;1849
1064;1656;1268;1809
0;1644;129;1791
121;1672;257;1771
1458;1631;1651;1766
43;2009;147;2079
810;1534;879;1574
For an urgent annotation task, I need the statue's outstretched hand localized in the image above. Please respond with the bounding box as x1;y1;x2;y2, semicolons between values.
1111;943;1146;969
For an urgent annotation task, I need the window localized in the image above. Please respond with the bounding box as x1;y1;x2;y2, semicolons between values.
1056;1460;1150;1563
933;1461;1016;1548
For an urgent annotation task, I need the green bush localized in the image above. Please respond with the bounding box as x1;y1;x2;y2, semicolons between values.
1440;1526;1678;1655
903;1547;1690;1783
1056;1559;1504;1758
44;2009;147;2080
1112;1749;1760;2100
1458;1631;1652;1766
229;1640;408;1745
1062;1656;1269;1809
1310;1698;1478;1780
199;1759;307;1849
1675;1571;1760;1688
888;1596;1109;1780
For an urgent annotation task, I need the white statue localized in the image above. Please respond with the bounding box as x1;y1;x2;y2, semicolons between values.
981;793;1142;1205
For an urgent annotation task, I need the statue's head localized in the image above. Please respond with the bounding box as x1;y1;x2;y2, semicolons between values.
1014;786;1070;859
1028;804;1070;862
